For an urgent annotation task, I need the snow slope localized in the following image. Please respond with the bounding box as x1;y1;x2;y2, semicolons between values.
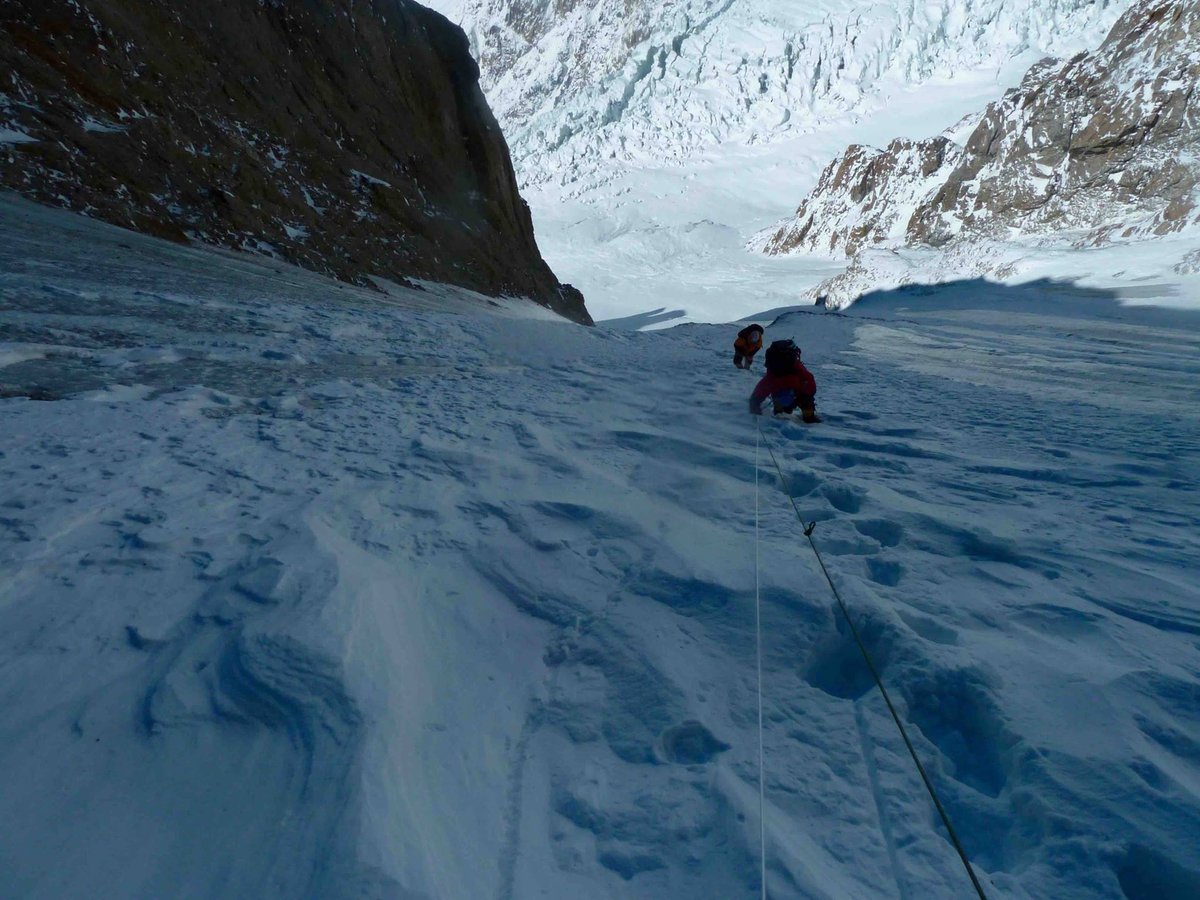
3;196;1200;897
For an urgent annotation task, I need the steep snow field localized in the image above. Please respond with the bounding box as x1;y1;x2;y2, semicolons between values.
424;0;1140;322
3;197;1199;898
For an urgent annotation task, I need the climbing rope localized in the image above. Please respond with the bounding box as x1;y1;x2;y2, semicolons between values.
754;417;989;900
754;426;767;900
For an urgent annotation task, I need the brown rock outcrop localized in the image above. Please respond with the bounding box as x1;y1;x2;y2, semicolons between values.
0;0;591;323
764;0;1200;261
763;137;959;257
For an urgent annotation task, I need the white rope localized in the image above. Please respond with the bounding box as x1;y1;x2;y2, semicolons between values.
754;425;767;899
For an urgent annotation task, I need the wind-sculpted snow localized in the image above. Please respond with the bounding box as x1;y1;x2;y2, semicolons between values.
3;197;1200;896
429;0;1131;189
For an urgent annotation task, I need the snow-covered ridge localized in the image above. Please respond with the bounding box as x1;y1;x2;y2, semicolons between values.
753;135;967;256
430;0;1132;188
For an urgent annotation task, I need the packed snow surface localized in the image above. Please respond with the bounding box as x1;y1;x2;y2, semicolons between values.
3;197;1199;898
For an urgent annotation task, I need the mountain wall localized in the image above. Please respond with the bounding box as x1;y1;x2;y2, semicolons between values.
763;0;1200;295
0;0;591;323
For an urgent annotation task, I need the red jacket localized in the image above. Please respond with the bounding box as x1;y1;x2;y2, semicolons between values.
749;360;816;414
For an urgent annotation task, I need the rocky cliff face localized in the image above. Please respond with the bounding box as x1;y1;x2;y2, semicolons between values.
764;0;1200;267
761;137;962;258
0;0;591;323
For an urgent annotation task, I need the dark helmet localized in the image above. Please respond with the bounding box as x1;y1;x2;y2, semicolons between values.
765;338;801;375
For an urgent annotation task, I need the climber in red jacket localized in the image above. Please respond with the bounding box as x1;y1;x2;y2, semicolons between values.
749;339;820;423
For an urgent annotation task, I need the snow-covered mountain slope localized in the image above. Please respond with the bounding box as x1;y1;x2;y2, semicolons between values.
421;0;1139;322
762;0;1200;308
4;197;1200;898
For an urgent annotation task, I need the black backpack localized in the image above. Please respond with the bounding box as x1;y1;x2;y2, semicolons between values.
765;339;799;376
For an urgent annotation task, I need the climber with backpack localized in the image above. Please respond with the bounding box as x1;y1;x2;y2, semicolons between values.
733;324;765;369
749;339;821;423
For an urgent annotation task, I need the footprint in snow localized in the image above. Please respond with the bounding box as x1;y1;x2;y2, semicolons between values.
853;518;903;547
865;558;903;587
821;483;864;514
659;721;730;765
897;611;958;645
